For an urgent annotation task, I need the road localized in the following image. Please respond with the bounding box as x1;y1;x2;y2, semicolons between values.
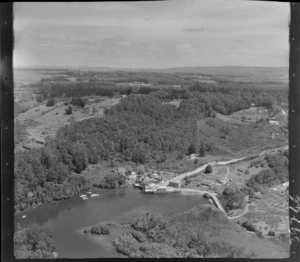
163;145;288;186
155;145;288;218
228;203;250;220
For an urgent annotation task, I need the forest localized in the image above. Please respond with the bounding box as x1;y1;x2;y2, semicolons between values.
112;206;257;258
36;71;287;116
14;226;56;259
14;75;288;212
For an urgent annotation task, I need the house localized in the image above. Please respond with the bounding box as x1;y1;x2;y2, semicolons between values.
169;181;182;188
189;154;197;160
269;120;280;125
148;183;156;188
157;186;167;191
143;183;157;193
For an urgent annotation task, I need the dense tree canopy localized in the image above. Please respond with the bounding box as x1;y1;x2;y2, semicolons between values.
14;226;56;259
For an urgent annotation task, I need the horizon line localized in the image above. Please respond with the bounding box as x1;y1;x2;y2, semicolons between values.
14;65;289;70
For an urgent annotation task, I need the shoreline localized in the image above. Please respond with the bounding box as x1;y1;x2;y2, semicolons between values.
76;224;132;258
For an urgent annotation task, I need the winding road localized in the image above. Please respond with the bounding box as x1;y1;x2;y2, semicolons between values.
154;145;288;219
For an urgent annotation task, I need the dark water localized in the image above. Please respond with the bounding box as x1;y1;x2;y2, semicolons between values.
15;188;208;258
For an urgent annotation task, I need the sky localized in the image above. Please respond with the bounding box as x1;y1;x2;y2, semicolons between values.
13;0;290;69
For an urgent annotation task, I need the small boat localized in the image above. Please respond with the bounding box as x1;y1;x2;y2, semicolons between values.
133;183;143;189
22;215;26;219
90;194;99;197
80;194;87;198
81;196;89;200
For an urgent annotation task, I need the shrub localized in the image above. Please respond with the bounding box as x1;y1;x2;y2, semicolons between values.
256;231;263;238
184;177;191;185
46;98;55;107
71;97;85;108
241;221;256;232
194;159;199;165
223;187;234;196
90;224;110;235
205;165;213;174
188;143;197;155
203;193;210;199
65;105;73;115
268;230;275;237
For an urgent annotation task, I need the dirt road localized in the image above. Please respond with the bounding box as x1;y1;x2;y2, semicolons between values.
156;145;288;218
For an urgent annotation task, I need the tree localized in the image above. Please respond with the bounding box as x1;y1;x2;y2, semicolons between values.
90;224;110;235
71;97;85;108
184;176;191;185
92;106;97;114
126;87;133;95
188;143;197;155
242;221;256;232
199;141;205;157
205;165;212;174
14;227;56;259
223;187;234;196
46;98;55;107
65;106;72;115
268;230;275;237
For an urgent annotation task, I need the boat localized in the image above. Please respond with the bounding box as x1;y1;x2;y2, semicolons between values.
80;194;87;197
143;188;155;193
90;194;99;197
133;183;143;189
81;196;89;200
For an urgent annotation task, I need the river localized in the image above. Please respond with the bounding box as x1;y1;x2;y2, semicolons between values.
15;187;209;258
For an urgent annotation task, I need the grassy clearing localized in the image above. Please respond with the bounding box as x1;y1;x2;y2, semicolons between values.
15;96;121;151
229;107;269;123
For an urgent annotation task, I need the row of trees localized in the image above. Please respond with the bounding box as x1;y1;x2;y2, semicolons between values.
188;140;206;156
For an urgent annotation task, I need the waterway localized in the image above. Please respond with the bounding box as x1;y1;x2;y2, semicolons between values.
15;187;209;258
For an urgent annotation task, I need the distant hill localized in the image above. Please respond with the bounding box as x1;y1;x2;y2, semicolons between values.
157;66;287;76
145;66;288;82
15;66;289;82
